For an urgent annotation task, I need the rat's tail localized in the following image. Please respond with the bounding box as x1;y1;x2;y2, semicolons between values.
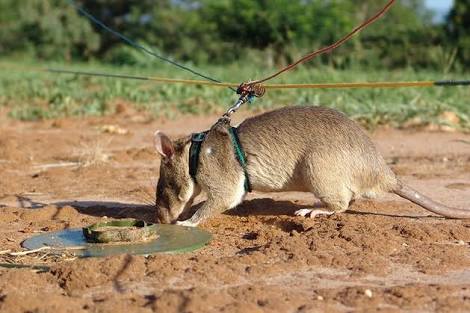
393;183;470;219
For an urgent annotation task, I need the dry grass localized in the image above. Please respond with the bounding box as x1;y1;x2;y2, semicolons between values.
76;139;112;167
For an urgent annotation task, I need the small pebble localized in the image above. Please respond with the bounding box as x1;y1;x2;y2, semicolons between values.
317;296;324;301
100;124;129;135
365;289;373;298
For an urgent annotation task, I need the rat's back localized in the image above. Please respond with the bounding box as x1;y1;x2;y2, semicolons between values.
237;106;397;195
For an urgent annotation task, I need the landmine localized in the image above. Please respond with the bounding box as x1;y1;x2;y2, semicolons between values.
22;221;212;258
83;219;159;243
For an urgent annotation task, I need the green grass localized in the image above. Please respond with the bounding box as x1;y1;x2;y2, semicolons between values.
0;59;469;129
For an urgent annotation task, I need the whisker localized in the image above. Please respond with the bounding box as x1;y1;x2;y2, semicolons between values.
128;186;155;206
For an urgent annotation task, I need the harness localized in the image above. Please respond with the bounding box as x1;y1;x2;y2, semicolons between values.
189;126;252;193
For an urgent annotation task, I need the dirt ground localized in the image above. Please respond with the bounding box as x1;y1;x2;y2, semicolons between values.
0;105;469;313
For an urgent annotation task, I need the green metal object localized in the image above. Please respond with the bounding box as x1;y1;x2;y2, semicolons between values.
83;219;158;243
22;224;211;258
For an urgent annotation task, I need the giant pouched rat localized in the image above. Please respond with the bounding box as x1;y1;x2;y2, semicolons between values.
153;106;470;226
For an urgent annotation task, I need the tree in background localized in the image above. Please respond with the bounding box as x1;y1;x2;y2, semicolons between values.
140;0;221;64
447;0;470;67
350;0;439;69
72;0;221;65
202;0;438;69
0;0;467;71
201;0;320;66
0;0;99;60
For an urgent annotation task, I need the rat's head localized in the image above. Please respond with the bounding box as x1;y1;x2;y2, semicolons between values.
153;131;195;223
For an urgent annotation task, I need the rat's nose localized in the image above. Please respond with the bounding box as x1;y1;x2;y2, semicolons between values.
156;207;172;224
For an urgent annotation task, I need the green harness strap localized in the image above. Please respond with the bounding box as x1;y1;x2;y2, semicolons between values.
227;127;252;192
189;131;207;180
189;127;252;193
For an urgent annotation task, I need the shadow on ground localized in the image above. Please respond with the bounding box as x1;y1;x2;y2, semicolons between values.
227;198;437;220
54;200;155;221
6;196;436;222
226;198;317;216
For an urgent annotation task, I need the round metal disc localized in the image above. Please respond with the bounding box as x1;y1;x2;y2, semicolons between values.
22;224;211;257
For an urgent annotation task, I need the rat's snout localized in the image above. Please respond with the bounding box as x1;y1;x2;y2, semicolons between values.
155;206;173;224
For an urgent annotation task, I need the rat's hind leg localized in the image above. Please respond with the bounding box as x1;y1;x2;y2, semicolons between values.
296;176;353;218
295;154;355;218
294;195;350;218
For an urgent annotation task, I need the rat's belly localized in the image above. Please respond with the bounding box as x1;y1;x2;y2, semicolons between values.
247;157;310;193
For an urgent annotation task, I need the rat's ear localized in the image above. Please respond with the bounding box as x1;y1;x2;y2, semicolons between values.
154;131;175;160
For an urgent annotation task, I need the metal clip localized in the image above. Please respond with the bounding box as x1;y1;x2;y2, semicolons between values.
223;82;265;117
224;94;249;117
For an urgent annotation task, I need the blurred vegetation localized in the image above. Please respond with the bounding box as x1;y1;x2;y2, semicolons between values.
0;0;468;127
0;60;468;130
447;0;470;69
0;0;469;71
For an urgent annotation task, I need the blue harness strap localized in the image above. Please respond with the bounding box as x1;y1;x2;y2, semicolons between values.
189;127;251;193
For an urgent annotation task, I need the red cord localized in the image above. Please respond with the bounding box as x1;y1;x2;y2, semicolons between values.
249;0;396;86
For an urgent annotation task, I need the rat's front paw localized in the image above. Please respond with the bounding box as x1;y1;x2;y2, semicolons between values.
176;220;199;227
295;208;334;219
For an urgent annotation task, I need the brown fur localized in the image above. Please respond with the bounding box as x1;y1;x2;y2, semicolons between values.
154;106;470;226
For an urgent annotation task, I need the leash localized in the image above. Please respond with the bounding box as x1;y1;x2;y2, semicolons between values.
6;64;468;91
67;0;397;115
10;0;467;119
66;0;236;92
5;65;469;90
226;0;397;116
250;0;396;86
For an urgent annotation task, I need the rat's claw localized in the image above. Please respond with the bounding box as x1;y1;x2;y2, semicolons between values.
295;209;313;217
176;220;198;227
295;209;334;219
